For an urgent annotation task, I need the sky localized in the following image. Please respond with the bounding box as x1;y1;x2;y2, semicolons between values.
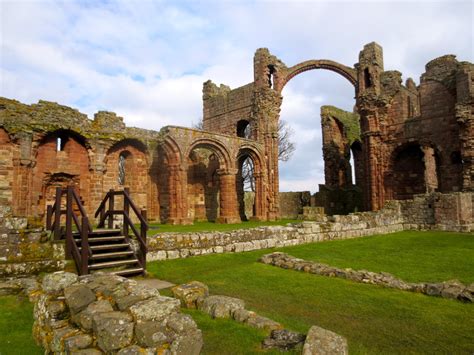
1;0;473;193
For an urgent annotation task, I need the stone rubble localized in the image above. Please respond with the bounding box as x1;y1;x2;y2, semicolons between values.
260;252;474;303
30;271;203;354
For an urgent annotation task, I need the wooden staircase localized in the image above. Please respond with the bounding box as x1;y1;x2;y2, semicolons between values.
46;187;148;276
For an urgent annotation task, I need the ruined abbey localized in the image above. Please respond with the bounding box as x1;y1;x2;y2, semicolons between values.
0;42;473;225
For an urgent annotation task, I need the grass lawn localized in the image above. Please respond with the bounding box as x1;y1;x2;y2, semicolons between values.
182;308;300;355
146;219;299;235
281;230;474;284
148;231;474;354
0;296;42;354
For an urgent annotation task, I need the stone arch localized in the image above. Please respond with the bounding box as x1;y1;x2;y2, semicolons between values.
104;138;151;220
185;138;239;223
279;60;358;92
185;138;233;171
236;145;266;220
33;129;90;218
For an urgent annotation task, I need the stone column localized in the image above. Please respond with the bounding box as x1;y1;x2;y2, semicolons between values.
422;146;438;193
216;168;241;224
168;164;192;225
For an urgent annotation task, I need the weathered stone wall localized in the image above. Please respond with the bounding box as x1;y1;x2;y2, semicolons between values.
147;201;405;261
313;185;363;215
0;206;65;277
400;192;474;231
278;191;311;219
202;82;255;137
147;192;473;261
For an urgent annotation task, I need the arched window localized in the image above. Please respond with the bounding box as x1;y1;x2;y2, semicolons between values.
118;151;130;185
237;120;252;139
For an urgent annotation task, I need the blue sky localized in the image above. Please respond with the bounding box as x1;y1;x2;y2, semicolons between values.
1;0;472;192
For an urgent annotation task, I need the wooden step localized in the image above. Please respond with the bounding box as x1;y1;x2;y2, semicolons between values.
75;236;125;243
73;229;122;237
110;267;144;276
79;243;130;251
89;259;139;270
90;251;134;260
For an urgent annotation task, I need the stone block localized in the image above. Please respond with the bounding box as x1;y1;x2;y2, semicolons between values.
92;311;134;352
129;296;180;322
199;295;245;318
64;284;96;314
172;281;209;308
303;325;348;355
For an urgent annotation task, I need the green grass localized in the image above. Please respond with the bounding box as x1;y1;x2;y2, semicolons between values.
182;308;300;355
148;231;474;354
0;296;42;354
146;219;299;235
281;231;474;284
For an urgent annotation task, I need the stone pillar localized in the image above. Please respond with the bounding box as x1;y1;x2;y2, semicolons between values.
216;168;241;224
12;132;34;217
356;42;386;211
88;142;106;220
422;146;438;193
252;171;266;221
168;164;192;225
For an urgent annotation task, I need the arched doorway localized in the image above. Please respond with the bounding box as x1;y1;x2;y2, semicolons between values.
236;146;265;221
186;139;240;224
275;60;360;215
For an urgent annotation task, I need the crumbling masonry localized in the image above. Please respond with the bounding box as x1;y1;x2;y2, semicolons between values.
0;42;473;225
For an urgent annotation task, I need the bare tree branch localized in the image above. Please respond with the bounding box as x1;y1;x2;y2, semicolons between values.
278;120;296;162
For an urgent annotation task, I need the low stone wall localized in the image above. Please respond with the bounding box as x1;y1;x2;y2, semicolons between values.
148;193;473;261
32;272;203;354
260;252;474;303
0;206;65;277
148;201;404;261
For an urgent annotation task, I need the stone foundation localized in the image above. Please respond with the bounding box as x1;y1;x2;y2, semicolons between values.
260;252;473;303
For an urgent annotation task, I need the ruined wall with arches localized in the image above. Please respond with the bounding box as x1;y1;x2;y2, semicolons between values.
0;42;472;226
203;42;473;215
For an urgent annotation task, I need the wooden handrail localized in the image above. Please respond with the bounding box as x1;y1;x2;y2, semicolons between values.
123;189;149;228
94;187;148;270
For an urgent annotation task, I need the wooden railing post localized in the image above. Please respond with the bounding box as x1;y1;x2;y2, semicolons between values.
65;186;73;259
81;216;89;275
108;189;115;229
54;187;62;240
140;209;147;270
46;205;53;230
123;188;130;238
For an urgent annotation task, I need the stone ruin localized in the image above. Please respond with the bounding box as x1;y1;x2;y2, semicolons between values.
0;41;472;226
0;42;473;276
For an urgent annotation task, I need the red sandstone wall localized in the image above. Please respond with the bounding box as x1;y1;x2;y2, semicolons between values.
32;132;90;217
203;83;255;138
